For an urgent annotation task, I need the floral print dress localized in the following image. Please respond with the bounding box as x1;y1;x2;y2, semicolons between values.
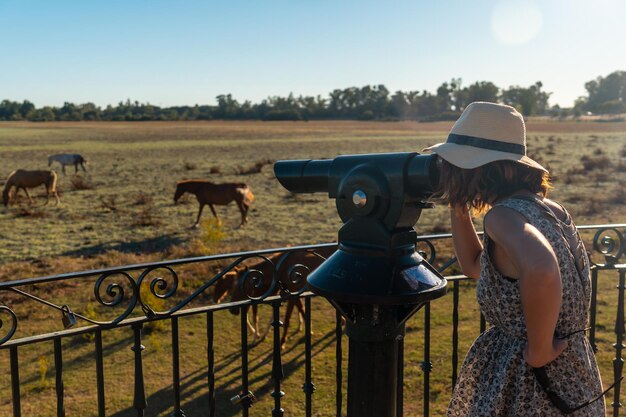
446;197;605;416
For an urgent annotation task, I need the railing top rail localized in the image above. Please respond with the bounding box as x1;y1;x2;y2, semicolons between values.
0;242;338;289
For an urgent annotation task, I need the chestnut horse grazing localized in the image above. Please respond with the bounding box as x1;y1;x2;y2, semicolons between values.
213;246;336;347
2;170;60;207
174;180;254;227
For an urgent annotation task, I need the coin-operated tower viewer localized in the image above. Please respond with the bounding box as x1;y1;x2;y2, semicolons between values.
274;152;448;417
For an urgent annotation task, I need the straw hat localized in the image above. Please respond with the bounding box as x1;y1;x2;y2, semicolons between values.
423;101;547;172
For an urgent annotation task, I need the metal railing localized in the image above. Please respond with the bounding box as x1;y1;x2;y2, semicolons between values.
0;224;624;417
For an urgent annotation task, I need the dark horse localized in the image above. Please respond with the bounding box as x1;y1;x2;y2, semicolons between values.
174;180;254;227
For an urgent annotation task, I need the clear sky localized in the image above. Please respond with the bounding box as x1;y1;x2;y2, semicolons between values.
1;0;625;108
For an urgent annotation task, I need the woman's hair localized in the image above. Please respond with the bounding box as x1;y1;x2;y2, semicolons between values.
434;158;552;215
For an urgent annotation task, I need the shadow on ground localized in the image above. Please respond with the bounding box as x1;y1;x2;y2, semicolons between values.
61;234;185;257
108;328;338;417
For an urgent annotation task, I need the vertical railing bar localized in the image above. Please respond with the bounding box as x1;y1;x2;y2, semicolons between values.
303;297;314;417
95;330;106;417
171;317;185;417
590;267;599;352
612;269;625;417
54;337;65;417
396;333;404;417
131;323;147;417
207;311;216;417
335;310;343;417
271;301;285;416
451;280;460;387
240;306;250;417
422;303;432;417
10;346;21;417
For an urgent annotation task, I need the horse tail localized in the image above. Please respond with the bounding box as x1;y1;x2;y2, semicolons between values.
238;186;255;206
48;171;58;193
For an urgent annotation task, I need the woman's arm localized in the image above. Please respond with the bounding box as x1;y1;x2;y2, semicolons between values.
484;206;567;367
450;204;482;279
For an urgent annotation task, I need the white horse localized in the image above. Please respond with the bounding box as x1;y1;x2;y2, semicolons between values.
48;153;87;175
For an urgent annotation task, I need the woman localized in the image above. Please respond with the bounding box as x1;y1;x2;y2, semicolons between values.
424;102;606;416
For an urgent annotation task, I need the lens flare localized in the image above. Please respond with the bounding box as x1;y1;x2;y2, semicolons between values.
491;0;543;45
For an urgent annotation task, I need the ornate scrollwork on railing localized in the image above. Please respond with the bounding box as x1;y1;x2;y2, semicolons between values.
592;227;626;265
275;254;311;297
0;305;18;346
136;266;179;318
90;270;139;325
416;239;437;264
237;255;278;301
128;255;280;319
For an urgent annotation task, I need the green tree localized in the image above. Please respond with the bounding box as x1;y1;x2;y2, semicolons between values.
584;71;626;113
501;82;550;116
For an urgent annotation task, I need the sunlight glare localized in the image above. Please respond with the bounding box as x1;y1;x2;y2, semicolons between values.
491;1;543;45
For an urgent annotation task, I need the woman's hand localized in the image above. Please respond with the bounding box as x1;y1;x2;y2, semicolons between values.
523;337;568;368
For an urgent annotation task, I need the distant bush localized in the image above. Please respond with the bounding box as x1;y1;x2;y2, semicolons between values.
594;100;626;115
133;192;153;206
580;155;612;171
263;109;302;121
70;175;94;190
236;158;274;175
131;205;161;227
191;218;225;255
100;195;118;212
593;117;625;123
15;207;48;218
358;110;375;120
420;111;462;122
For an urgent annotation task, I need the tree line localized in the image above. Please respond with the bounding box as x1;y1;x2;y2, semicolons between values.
1;71;624;122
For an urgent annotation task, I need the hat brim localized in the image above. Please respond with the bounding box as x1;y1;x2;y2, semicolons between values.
423;142;547;172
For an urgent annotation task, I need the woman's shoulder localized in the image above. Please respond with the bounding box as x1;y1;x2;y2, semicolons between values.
541;198;570;224
483;204;529;240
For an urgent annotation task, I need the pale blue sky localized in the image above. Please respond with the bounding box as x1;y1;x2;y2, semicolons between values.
1;0;625;108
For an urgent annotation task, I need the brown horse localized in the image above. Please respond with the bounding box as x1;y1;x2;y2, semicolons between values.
213;246;336;347
2;170;60;207
174;180;254;227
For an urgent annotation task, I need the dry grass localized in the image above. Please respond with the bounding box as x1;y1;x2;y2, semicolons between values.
0;119;623;262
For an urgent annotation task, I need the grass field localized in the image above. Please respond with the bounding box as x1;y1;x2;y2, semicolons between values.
0;120;625;416
1;120;624;265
